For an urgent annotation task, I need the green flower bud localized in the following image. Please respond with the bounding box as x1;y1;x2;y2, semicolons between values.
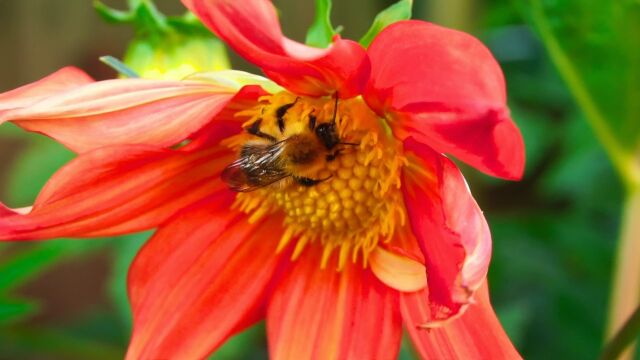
95;0;230;80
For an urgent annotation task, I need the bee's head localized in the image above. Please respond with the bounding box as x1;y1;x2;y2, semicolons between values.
314;122;340;150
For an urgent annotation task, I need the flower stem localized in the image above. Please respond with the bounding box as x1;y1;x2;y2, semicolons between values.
606;188;640;359
601;303;640;360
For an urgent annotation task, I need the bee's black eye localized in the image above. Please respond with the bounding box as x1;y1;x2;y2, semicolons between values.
315;123;340;150
308;114;317;130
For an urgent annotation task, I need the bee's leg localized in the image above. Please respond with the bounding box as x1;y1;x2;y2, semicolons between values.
294;175;332;187
326;149;342;162
326;142;360;162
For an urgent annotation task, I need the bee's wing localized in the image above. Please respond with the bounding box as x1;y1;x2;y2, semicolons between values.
221;141;290;192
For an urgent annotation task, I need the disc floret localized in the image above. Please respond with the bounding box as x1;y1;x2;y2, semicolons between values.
230;92;407;269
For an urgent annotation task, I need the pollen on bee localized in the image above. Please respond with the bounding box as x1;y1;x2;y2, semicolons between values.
229;91;406;270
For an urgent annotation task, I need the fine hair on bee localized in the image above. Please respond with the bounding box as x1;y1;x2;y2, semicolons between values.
222;93;358;192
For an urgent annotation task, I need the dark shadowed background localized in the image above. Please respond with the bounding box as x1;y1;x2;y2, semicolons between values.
0;0;629;359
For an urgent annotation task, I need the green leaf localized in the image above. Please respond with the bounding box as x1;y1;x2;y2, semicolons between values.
108;233;149;332
495;301;533;347
359;0;413;48
0;326;123;360
0;297;39;325
520;0;640;186
398;334;419;360
210;323;267;359
0;240;108;292
305;0;336;48
4;135;74;207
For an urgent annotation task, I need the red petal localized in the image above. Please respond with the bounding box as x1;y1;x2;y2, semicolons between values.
1;76;239;152
182;0;370;98
267;247;402;359
402;138;492;322
0;145;234;240
126;195;285;359
402;281;522;359
365;20;524;180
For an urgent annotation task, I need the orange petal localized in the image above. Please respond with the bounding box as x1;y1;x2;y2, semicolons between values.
401;281;522;359
1;75;240;152
0;67;93;110
267;247;402;360
370;246;427;292
0;144;234;240
402;138;492;322
126;195;286;359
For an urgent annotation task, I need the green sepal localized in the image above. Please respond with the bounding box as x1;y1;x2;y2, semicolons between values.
127;0;146;8
94;0;168;35
99;56;140;78
94;1;134;24
130;0;169;36
305;0;337;48
166;12;213;37
359;0;413;48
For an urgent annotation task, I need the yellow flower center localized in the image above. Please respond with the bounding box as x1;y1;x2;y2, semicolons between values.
225;92;406;269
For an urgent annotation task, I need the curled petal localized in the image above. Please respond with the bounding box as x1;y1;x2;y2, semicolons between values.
0;144;234;240
186;70;284;94
267;248;402;360
401;281;522;359
402;138;492;322
127;195;286;359
0;204;30;216
182;0;370;98
0;67;93;110
1;75;240;152
365;20;524;180
369;246;427;292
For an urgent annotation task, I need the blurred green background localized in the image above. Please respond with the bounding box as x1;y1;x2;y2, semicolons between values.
0;0;638;359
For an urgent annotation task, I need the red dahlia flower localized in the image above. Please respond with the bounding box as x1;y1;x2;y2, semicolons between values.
0;0;525;358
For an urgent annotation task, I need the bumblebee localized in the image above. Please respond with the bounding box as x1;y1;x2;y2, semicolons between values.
222;97;353;192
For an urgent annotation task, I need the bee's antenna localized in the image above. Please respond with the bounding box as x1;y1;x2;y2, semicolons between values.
331;92;339;125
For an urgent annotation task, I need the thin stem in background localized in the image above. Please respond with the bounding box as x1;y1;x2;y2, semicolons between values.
527;1;640;358
601;286;640;360
606;189;640;359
